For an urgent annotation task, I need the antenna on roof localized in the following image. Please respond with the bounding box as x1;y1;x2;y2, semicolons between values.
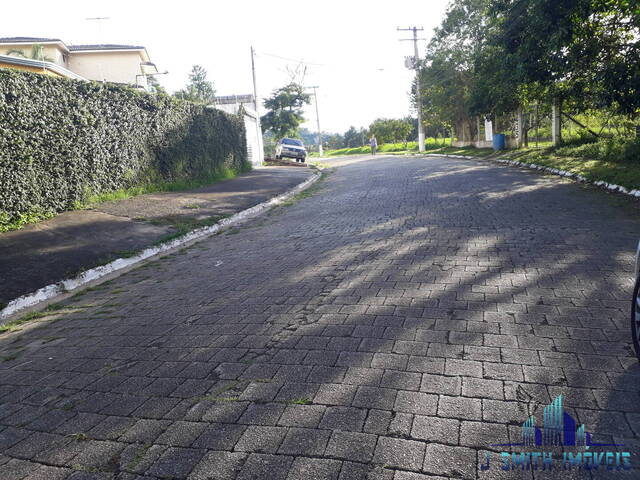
86;17;110;45
86;17;110;82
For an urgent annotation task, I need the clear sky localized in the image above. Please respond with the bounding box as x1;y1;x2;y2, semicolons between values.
2;0;451;133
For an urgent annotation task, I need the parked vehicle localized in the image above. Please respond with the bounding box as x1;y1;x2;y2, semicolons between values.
632;241;640;361
275;138;307;163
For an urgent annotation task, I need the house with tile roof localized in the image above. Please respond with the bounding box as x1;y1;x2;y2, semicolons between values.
0;37;158;89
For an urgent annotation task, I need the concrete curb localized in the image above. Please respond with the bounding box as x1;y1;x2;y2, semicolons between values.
424;153;640;198
0;170;321;323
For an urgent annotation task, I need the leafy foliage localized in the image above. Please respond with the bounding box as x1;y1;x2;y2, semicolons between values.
174;65;216;103
369;118;413;145
0;69;249;231
260;83;310;139
342;126;364;148
486;0;640;115
416;0;640;140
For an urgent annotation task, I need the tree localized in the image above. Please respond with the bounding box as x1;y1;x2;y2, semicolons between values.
369;118;394;144
260;83;311;139
174;65;216;103
343;126;361;148
392;119;413;147
325;133;345;150
147;75;167;96
485;0;640;117
415;0;492;142
368;118;413;145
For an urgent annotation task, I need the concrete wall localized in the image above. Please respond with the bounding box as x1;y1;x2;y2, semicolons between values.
215;103;264;167
68;51;144;84
452;139;493;149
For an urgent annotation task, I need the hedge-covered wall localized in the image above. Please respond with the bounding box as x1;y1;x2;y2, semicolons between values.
0;69;249;228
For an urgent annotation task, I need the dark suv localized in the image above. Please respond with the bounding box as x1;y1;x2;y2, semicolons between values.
275;138;307;163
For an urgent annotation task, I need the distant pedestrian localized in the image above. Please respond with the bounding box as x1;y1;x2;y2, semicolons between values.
370;135;377;155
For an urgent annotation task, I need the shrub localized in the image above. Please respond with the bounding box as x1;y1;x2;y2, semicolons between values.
0;69;249;230
555;137;640;163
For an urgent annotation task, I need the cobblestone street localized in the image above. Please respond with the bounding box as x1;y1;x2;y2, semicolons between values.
1;156;640;479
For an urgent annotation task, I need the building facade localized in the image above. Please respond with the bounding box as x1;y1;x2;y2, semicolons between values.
0;37;157;89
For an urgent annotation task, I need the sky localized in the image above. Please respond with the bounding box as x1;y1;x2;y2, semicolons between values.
2;0;451;133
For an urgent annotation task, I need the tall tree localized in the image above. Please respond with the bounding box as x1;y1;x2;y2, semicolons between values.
343;126;361;148
486;0;640;116
260;83;311;139
416;0;492;141
174;65;216;103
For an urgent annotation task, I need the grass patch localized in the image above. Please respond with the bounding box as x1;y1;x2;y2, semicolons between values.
0;167;245;234
0;304;86;334
310;161;331;169
46;303;65;311
84;167;240;206
125;443;152;471
319;139;453;157
428;146;495;157
502;138;640;190
281;171;331;207
68;432;89;442
151;214;228;246
0;311;49;333
289;398;312;405
0;208;55;233
111;249;140;259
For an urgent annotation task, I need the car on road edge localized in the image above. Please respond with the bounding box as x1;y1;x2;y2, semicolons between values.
275;138;307;163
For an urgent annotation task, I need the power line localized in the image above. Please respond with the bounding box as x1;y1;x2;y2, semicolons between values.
256;49;394;72
257;51;324;67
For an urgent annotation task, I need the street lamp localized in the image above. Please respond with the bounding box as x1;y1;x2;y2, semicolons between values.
305;86;323;157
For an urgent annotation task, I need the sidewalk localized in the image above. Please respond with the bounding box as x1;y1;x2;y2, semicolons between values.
0;166;313;306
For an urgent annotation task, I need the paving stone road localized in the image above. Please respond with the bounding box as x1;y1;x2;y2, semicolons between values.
1;156;640;479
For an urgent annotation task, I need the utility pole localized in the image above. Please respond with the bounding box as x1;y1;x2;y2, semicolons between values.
398;26;425;152
250;46;265;164
250;46;259;117
306;86;323;156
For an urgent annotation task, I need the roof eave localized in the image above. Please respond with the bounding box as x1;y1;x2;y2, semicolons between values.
0;54;85;80
0;40;70;53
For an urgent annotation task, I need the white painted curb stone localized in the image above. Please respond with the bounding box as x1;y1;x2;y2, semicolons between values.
0;170;321;323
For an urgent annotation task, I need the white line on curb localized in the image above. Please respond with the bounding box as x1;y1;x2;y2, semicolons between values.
0;171;321;323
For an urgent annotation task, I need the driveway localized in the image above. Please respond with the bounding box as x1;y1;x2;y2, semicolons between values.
1;156;639;479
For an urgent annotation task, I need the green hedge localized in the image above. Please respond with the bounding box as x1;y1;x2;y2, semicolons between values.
0;69;249;230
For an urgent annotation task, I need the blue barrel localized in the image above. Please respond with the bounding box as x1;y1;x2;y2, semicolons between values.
492;133;506;151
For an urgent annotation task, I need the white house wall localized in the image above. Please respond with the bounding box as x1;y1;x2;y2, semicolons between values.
68;51;144;84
